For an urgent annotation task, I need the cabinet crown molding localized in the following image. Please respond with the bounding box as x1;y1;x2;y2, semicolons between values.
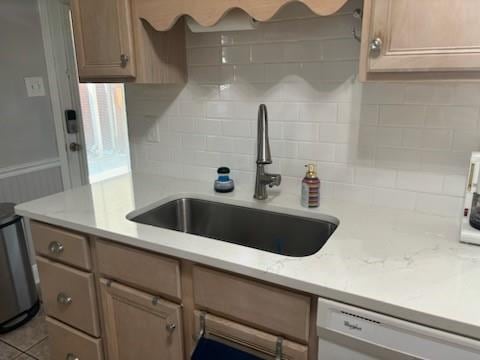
134;0;349;31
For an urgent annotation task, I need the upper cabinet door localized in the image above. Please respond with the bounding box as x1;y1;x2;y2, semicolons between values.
99;279;184;360
71;0;136;80
360;0;480;79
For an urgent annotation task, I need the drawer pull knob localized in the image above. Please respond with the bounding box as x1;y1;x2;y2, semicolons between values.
369;37;383;56
49;241;64;255
166;323;176;333
66;353;79;360
57;292;73;305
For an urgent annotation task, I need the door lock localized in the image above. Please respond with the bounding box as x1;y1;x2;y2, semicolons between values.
69;142;82;152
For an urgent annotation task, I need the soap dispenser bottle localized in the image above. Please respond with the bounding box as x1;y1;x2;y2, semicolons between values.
301;164;320;208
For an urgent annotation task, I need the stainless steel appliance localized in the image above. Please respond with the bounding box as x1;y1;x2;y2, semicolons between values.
0;203;39;333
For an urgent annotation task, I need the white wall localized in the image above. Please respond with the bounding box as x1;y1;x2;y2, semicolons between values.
126;0;475;217
0;0;63;203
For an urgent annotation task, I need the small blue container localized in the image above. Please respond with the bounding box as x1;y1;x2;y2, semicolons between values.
214;167;234;193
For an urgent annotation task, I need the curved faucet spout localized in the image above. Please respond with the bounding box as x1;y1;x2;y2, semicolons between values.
254;105;281;200
257;104;272;164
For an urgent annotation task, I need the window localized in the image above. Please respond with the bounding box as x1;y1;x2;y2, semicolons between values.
78;83;130;183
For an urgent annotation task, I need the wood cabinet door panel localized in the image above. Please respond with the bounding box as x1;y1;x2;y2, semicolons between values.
71;0;135;79
364;0;480;73
99;278;184;360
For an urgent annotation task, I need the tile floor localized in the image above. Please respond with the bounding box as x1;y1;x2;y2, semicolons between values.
0;308;50;360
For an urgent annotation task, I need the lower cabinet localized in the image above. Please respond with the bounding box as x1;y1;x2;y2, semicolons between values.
31;223;318;360
46;317;104;360
99;278;184;360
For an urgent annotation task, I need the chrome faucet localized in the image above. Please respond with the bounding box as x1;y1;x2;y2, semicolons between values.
254;104;281;200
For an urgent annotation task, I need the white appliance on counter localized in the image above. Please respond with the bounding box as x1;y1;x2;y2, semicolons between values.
461;152;480;245
317;298;480;360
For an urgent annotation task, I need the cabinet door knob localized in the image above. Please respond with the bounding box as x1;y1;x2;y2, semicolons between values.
48;241;64;255
166;323;176;333
369;37;383;56
120;54;129;67
57;292;73;305
66;353;79;360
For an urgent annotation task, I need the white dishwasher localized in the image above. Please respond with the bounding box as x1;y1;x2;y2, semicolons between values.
317;298;480;360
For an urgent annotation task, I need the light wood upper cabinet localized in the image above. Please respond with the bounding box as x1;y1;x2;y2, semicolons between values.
71;0;136;80
360;0;480;81
70;0;186;83
99;278;184;360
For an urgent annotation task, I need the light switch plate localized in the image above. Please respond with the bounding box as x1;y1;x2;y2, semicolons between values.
25;77;46;97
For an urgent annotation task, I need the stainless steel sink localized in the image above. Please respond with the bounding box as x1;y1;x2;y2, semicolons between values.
130;198;337;257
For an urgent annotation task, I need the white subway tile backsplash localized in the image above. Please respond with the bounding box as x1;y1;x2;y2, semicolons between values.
182;134;206;150
322;38;360;61
426;106;479;130
403;84;454;105
373;188;416;210
251;44;285;63
221;46;251;64
283;41;322;62
127;3;479;217
189;47;221;65
297;143;335;161
284;123;318;141
317;164;354;183
443;175;467;196
354;167;396;188
222;120;251;137
318;123;356;143
379;105;425;127
299;103;337;123
415;193;463;217
196;119;223;136
452;130;480;151
396;171;444;194
234;64;266;83
207;136;234;152
402;128;452;150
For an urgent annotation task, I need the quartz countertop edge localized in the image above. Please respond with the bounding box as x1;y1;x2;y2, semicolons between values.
15;172;480;341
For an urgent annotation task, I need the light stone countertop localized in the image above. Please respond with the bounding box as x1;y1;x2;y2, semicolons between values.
15;172;480;340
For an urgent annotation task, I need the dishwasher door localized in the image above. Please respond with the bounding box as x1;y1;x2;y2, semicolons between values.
317;298;480;360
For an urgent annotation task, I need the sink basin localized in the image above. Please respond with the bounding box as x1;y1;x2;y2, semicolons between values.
130;198;337;257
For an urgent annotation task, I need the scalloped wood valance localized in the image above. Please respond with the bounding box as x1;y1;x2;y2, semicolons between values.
135;0;349;31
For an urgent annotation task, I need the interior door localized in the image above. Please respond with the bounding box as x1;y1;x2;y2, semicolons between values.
99;278;184;360
363;0;480;73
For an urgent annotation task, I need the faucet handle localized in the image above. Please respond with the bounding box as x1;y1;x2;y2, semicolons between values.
268;174;282;187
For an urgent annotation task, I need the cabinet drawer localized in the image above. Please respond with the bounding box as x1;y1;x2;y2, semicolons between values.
193;266;311;343
37;257;100;337
46;317;103;360
194;311;308;360
31;221;91;271
95;239;181;301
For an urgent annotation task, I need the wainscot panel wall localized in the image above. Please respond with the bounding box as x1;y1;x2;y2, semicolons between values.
0;160;64;204
126;0;472;217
